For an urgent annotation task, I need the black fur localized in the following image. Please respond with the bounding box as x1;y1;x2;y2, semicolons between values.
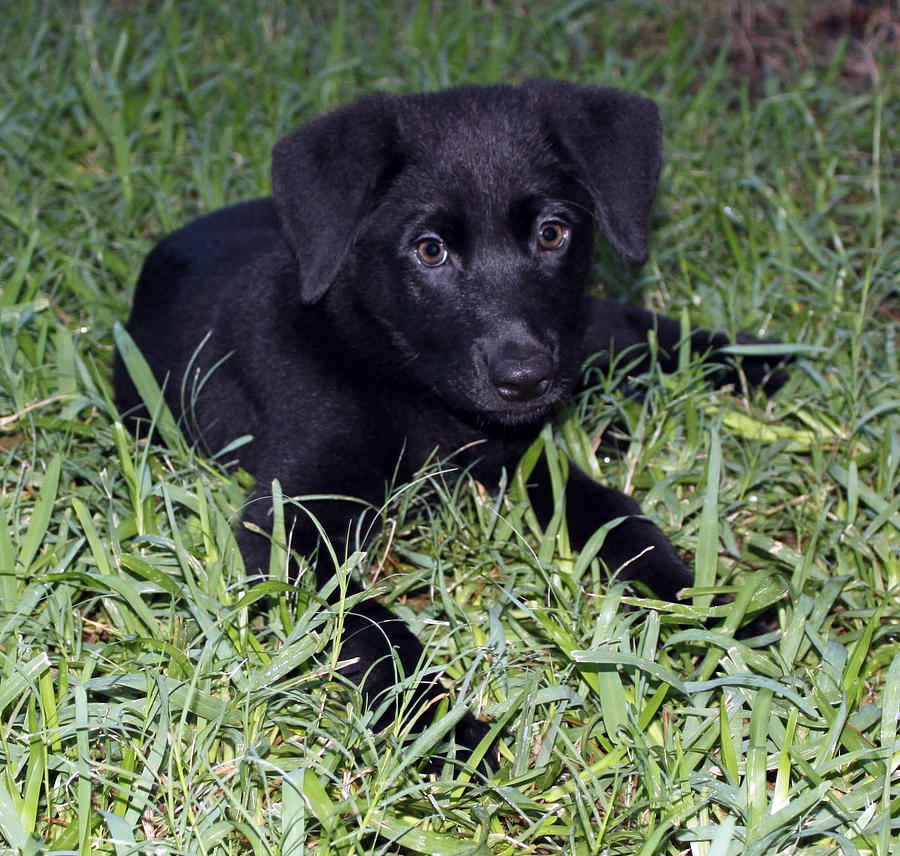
114;81;787;769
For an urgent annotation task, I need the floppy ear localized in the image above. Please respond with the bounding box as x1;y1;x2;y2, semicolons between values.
271;94;402;303
526;80;662;264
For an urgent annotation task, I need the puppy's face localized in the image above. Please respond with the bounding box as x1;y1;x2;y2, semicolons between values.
272;83;662;425
351;107;596;423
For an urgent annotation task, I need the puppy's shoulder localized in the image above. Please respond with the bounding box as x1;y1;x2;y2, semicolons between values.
132;197;294;323
147;198;283;276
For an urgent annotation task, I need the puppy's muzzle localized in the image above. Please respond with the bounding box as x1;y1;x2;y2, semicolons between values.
488;347;555;402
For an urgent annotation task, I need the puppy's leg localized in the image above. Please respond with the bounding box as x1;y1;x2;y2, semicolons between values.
338;588;493;763
583;296;790;394
525;457;693;601
238;483;493;769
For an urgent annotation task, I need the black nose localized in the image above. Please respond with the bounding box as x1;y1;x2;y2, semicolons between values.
489;351;555;402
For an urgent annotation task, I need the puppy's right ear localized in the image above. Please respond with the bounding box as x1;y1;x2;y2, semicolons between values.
525;80;662;265
271;95;402;304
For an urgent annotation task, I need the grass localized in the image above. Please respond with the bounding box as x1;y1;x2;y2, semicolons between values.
0;1;897;853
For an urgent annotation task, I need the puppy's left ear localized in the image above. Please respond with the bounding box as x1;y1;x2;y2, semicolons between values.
526;80;662;264
271;94;402;304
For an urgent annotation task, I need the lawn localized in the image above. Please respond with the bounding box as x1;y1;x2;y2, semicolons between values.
0;1;897;854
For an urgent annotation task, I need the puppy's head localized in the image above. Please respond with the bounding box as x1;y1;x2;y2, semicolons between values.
272;81;662;425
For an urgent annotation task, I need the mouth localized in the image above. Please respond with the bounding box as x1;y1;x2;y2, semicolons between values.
482;402;557;426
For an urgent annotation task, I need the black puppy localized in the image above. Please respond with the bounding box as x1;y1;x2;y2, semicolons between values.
115;80;785;764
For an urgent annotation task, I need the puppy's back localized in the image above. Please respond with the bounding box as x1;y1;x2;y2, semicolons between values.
113;198;283;423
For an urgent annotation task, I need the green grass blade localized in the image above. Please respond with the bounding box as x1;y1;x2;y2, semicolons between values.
17;455;61;572
112;322;183;450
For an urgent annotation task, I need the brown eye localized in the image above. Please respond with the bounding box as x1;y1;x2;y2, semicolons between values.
536;221;570;251
415;237;448;267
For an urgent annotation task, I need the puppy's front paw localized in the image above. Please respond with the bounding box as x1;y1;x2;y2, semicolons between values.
453;711;498;774
594;516;694;602
732;332;793;394
702;331;793;395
